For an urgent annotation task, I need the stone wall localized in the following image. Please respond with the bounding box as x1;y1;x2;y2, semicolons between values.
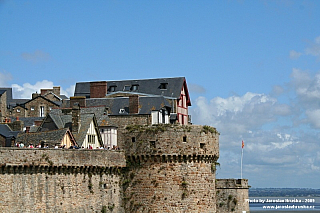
0;91;6;122
216;179;250;213
0;148;126;213
121;124;219;158
122;160;217;213
120;124;219;212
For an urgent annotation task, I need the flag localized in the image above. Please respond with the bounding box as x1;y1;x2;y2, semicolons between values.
242;140;244;149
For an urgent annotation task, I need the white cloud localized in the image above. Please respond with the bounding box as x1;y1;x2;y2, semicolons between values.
305;36;320;59
21;49;51;63
0;70;12;86
11;80;74;99
289;50;302;59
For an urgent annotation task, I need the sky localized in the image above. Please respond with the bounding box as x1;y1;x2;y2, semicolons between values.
1;0;320;188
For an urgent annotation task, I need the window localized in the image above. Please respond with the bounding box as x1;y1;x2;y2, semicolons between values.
31;107;35;111
150;141;156;148
16;108;20;113
132;84;139;91
109;86;116;92
183;136;187;142
200;143;206;149
160;83;168;90
40;106;45;117
132;137;136;142
87;134;96;144
124;85;131;91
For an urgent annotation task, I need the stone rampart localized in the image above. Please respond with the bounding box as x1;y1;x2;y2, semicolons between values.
120;124;219;212
121;124;219;158
216;179;250;213
0;148;126;168
0;148;126;213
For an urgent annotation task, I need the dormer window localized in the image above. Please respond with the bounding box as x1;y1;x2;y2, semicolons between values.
160;83;168;90
124;85;131;91
109;86;116;92
132;84;139;91
119;109;125;114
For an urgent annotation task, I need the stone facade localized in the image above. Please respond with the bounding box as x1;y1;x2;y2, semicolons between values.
0;91;6;122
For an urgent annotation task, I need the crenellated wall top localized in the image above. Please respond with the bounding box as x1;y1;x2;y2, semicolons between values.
122;124;219;158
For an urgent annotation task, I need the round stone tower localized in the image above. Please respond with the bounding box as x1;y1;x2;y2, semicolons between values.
120;124;219;212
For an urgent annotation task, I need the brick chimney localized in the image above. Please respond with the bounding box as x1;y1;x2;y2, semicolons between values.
70;96;86;108
129;95;139;114
90;81;107;98
72;104;81;134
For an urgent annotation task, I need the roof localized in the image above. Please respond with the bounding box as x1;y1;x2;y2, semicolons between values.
0;124;19;138
22;95;61;107
42;110;103;147
16;128;76;147
74;77;189;100
11;117;44;127
62;96;172;116
0;88;13;101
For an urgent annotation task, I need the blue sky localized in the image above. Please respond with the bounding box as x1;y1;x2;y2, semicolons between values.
1;0;320;188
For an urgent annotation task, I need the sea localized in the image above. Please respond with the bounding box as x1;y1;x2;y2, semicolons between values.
249;197;320;212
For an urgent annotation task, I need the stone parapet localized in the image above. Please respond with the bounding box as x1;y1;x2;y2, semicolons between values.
122;124;219;159
0;148;126;168
216;178;250;189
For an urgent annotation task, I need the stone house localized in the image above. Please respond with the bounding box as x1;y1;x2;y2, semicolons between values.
73;77;191;125
0;86;67;122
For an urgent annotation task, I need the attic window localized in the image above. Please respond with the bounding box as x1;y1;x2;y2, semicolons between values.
119;109;125;114
16;109;21;113
109;86;116;92
124;85;131;91
132;84;139;91
160;83;168;90
31;107;35;111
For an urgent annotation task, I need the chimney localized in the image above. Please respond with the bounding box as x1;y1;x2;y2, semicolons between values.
72;104;80;134
129;95;139;114
53;86;61;97
70;96;86;108
90;81;107;98
32;92;40;99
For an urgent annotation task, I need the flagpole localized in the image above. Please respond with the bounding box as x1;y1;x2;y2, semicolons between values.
241;147;243;179
241;140;244;179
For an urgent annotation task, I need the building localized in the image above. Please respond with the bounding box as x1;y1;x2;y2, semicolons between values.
0;86;68;122
73;77;191;125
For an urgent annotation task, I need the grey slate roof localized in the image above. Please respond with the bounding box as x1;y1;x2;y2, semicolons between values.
16;128;76;147
0;124;19;138
11;117;44;127
62;96;172;116
41;110;103;147
74;77;187;99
